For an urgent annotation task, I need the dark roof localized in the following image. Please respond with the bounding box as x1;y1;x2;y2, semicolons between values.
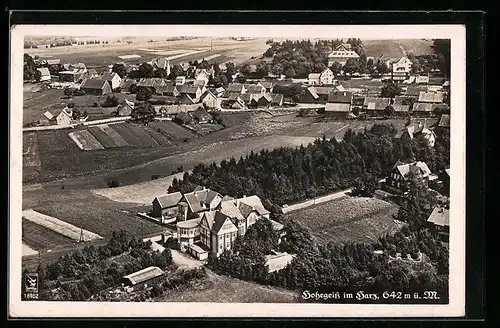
245;84;265;93
175;111;192;122
81;78;109;90
179;85;201;95
101;72;119;81
259;81;274;89
154;192;183;209
211;212;236;234
393;104;410;112
328;91;353;103
156;84;178;94
438;114;450;128
393;95;410;105
405;85;427;96
227;83;245;93
192;107;211;119
364;97;391;110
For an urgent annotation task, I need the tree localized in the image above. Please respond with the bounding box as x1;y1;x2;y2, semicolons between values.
383;105;395;118
64;88;74;97
376;60;389;74
431;39;451;76
136;88;152;101
169;64;184;79
366;58;374;74
381;82;401;98
284;67;296;78
23;54;39;82
240;64;252;77
263;48;274;57
343;58;360;75
330;62;343;76
137;63;154;78
112;63;127;78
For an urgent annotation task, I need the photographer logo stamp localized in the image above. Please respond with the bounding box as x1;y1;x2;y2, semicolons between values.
24;272;39;299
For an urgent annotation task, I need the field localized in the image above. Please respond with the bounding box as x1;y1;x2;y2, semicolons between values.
157;270;299;303
22;209;103;241
22;219;76;251
187;123;225;136
363;39;434;57
148;121;197;141
286;196;402;244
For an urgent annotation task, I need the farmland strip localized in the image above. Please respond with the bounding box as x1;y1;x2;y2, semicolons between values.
98;124;129;147
68;130;105;151
22;209;103;242
149;121;196;141
88;126;118;148
110;123;143;146
22;219;75;250
126;123;160;147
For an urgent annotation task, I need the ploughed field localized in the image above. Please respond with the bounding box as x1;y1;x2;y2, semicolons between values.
285;196;403;244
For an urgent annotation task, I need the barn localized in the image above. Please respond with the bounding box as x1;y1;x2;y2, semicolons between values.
121;266;165;291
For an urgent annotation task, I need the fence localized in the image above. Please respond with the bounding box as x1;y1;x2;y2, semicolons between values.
281;188;353;214
23;124;77;132
82;116;131;126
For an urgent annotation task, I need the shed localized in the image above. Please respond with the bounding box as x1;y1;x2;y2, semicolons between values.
122;266;165;290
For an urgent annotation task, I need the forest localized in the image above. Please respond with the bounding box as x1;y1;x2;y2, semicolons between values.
24;231;173;301
169;123;450;208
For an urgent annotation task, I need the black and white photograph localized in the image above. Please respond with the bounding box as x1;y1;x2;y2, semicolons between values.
9;24;466;318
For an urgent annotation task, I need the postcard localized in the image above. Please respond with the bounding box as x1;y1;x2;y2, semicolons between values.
9;24;465;318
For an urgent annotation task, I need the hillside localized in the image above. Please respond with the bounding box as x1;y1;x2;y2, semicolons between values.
363;39;435;57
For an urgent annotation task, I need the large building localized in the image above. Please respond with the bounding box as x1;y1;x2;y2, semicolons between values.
327;44;360;66
384;161;432;194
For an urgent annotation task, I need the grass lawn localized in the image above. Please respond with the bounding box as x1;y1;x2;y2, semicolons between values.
157;270;300;303
22;188;166;238
22;219;76;251
286;196;403;244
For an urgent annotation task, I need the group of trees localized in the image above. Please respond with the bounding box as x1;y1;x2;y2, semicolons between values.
170;123;450;207
23;54;41;82
27;230;173;301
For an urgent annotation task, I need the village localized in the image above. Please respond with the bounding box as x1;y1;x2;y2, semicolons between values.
22;37;452;303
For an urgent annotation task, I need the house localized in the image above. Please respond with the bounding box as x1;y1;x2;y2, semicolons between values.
152;192;185;223
121;266;165;292
226;83;246;95
363;97;391;116
418;91;444;104
384;161;432;194
327;45;360;66
175;76;186;86
426;207;450;242
265;252;295;273
37;111;55;126
179;94;197;105
46;59;61;66
271;94;284;107
299;108;319;117
244;84;266;95
80;78;112;96
405;85;427;98
177;218;203;251
117;99;135;116
178;85;202;101
412;103;439;117
438;114;450;128
393;95;411;106
56;108;73;126
36;67;51;81
175;111;193;125
259;81;274;93
303;86;337;103
308;68;335;86
194;69;212;84
118;78;137;93
193;80;208;94
136;78;169;93
192;107;212;124
156;84;180;97
58;70;79;83
392;57;413;74
200;90;218;109
101;72;122;90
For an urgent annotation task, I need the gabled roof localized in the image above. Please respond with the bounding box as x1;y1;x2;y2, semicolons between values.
180;94;196;104
119;78;137;89
57;108;73;119
413;103;439;112
335;84;346;92
418;91;444;103
227;83;245;93
260;93;273;102
201;90;216;101
137;78;168;88
211;211;237;234
259;81;274;89
192;107;211;119
328;91;353;103
427;207;449;227
328;50;359;59
219;200;246;222
271;94;284;104
87;68;98;76
178;85;201;95
36;67;50;77
325;103;350;113
214;86;225;94
311;86;336;95
123;266;164;286
438;114;450;128
80;78;109;90
156;84;178;95
308;73;321;80
394;161;432;180
120;99;135;110
153;192;183;209
46;59;61;65
101;72;120;81
152;57;170;69
405;85;427;96
393;95;410;105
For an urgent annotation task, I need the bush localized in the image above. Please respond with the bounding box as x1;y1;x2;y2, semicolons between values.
93;102;99;107
67;102;75;108
102;95;119;108
107;180;119;188
151;175;160;180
